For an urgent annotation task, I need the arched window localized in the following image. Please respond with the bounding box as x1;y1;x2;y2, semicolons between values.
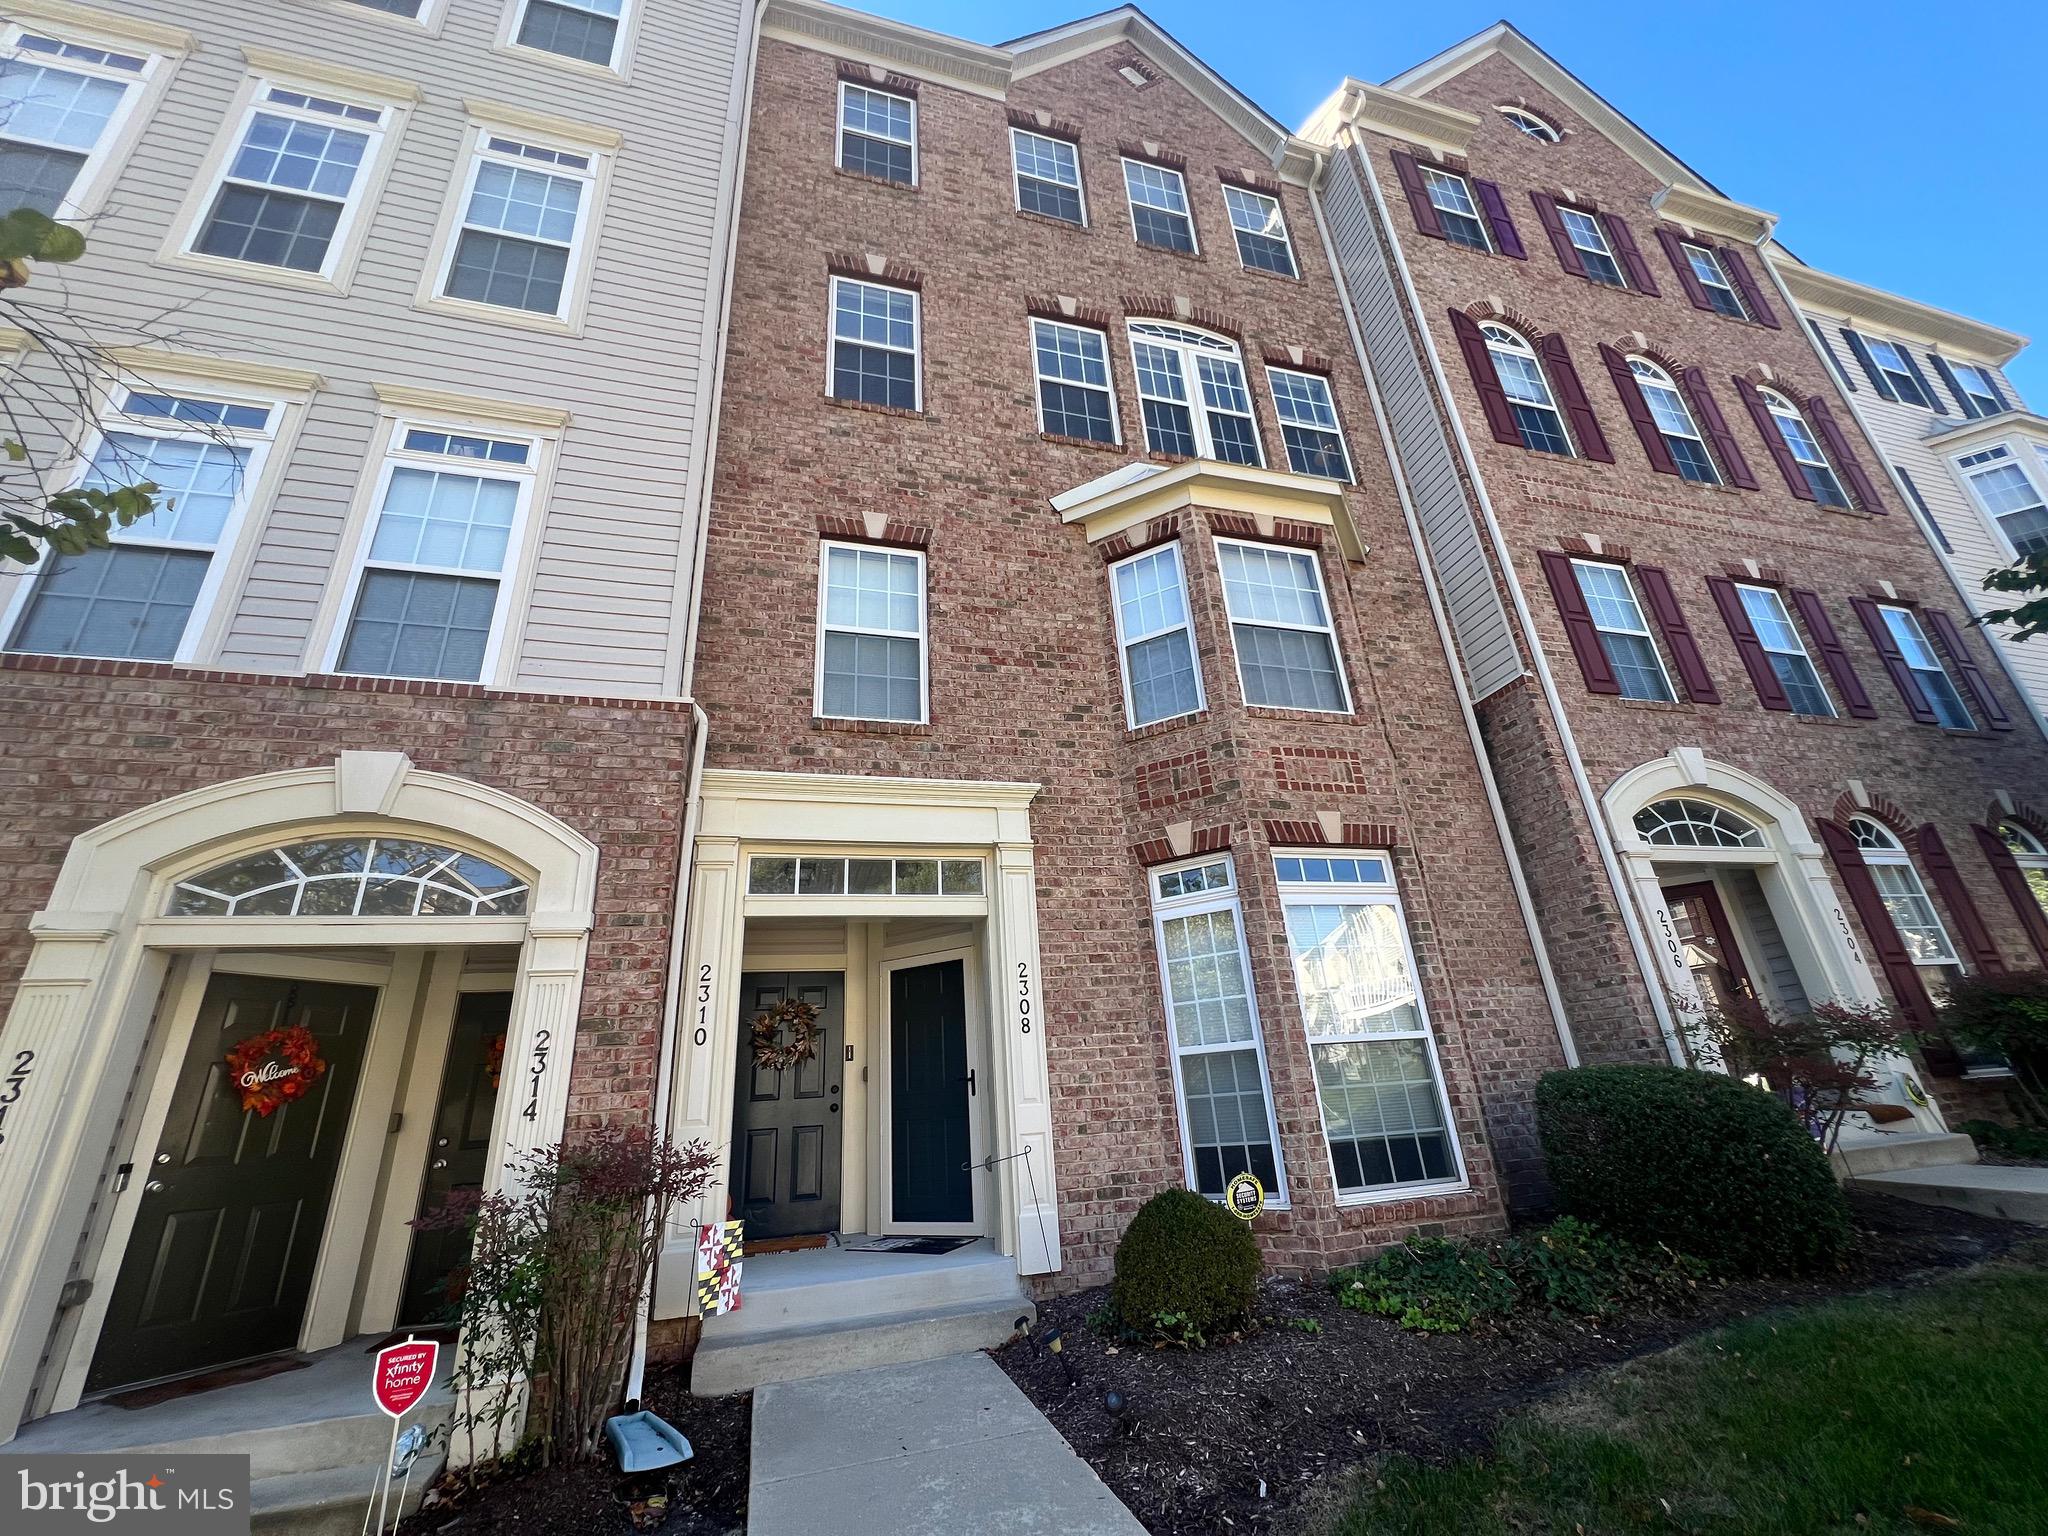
1759;389;1849;508
168;837;530;917
1634;798;1764;849
1849;817;1958;965
1498;106;1560;142
1482;323;1571;456
1628;358;1718;484
1127;322;1262;466
2001;821;2048;919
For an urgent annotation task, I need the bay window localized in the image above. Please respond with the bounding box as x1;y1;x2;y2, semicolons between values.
1109;542;1202;727
1216;538;1349;712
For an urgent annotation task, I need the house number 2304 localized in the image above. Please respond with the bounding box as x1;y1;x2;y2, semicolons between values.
1016;963;1033;1035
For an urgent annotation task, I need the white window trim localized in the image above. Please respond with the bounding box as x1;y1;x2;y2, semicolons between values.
1029;317;1118;444
1628;355;1716;480
1214;534;1353;715
1953;440;2048;562
1878;603;1975;730
1009;126;1084;224
826;274;923;412
1681;240;1747;319
417;118;610;335
1146;853;1290;1208
1854;819;1962;970
836;79;917;185
0;17;178;221
309;403;561;688
1420;165;1491;252
1571;557;1676;702
1950;362;2004;419
1127;321;1260;465
304;0;452;30
1759;387;1848;503
1108;540;1203;729
1862;336;1932;409
1119;156;1198;254
812;538;929;724
1264;365;1353;482
1734;581;1834;717
1559;205;1624;286
1221;183;1297;277
1272;850;1468;1207
1483;321;1571;454
495;0;640;80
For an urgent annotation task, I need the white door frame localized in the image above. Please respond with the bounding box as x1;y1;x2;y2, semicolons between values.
877;945;988;1238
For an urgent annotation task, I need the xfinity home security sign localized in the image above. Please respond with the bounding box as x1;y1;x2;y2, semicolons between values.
4;1454;249;1533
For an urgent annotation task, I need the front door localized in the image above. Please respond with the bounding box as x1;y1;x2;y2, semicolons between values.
399;990;509;1324
730;973;843;1240
1662;880;1755;1066
89;974;378;1392
889;959;973;1227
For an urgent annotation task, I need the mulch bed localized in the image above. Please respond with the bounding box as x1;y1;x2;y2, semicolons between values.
993;1193;2038;1536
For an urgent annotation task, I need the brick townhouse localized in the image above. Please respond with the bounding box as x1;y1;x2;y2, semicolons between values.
1302;24;2048;1131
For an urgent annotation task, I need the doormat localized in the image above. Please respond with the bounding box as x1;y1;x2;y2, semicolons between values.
105;1354;308;1410
364;1326;459;1354
841;1236;977;1256
744;1234;829;1256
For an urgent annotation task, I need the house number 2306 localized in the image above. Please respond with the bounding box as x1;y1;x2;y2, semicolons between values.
1016;963;1033;1035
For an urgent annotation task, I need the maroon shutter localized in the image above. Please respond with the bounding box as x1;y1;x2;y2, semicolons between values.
1636;566;1718;702
1602;214;1660;295
1529;191;1584;277
1448;309;1521;446
1734;375;1814;500
1803;396;1886;513
1600;343;1677;475
1975;824;2048;966
1820;820;1943;1048
1716;245;1779;327
1390;149;1443;239
1923;608;2013;731
1471;178;1525;258
1852;596;1938;723
1706;576;1791;710
1537;333;1612;462
1679;368;1757;489
1920;824;2005;974
1538;550;1621;694
1658;225;1713;310
1790;588;1876;718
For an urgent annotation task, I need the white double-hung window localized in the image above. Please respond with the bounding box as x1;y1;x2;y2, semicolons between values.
0;27;155;217
332;423;541;682
438;132;598;320
1011;128;1082;223
1147;856;1286;1201
1216;537;1350;713
1275;852;1462;1199
1128;321;1260;464
1221;184;1295;276
1266;367;1351;480
815;541;926;722
1877;604;1974;730
6;387;278;662
511;0;629;70
1956;444;2048;557
1110;542;1202;727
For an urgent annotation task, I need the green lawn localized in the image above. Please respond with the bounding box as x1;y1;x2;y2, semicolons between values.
1329;1253;2048;1536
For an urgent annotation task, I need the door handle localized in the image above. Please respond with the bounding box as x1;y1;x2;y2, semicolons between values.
144;1181;166;1195
431;1159;449;1170
963;1069;976;1097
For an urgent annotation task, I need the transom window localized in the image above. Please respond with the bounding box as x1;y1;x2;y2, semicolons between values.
1128;322;1260;464
1110;542;1203;727
1737;583;1834;716
1863;337;1933;409
1222;184;1296;277
1956;444;2048;557
192;82;388;277
1216;537;1350;713
1629;357;1716;483
1011;128;1082;222
1031;319;1116;444
348;0;428;14
1851;818;1960;967
1681;242;1747;320
1949;362;2004;419
1483;324;1570;456
815;541;926;722
1878;605;1974;730
514;0;626;69
1559;207;1624;287
837;83;914;185
1122;158;1194;252
0;28;150;217
1147;855;1286;1201
440;132;595;319
1759;388;1849;508
1275;853;1460;1199
169;838;529;917
1634;798;1764;849
1266;367;1351;481
1420;166;1489;252
334;421;540;683
2000;823;2048;921
829;277;920;410
8;386;277;663
1571;560;1674;702
747;855;982;897
1498;105;1560;141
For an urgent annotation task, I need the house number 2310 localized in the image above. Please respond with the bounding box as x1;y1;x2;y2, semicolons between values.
1016;963;1033;1035
694;963;712;1047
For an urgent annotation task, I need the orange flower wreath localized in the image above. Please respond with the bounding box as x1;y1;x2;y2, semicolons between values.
224;1024;328;1117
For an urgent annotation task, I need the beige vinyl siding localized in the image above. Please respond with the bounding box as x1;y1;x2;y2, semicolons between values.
0;0;748;695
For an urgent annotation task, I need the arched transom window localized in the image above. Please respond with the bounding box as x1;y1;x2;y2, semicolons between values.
1634;798;1764;849
1628;358;1718;484
2002;821;2048;919
1482;323;1571;456
1498;106;1560;142
1759;389;1849;508
169;837;530;917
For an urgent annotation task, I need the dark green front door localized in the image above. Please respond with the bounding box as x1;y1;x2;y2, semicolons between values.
399;990;509;1324
89;973;377;1392
890;960;973;1225
730;973;844;1239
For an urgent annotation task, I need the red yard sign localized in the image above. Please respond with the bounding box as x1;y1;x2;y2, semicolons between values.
373;1338;439;1419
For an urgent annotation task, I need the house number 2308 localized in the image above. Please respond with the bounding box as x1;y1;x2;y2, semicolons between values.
1016;963;1033;1035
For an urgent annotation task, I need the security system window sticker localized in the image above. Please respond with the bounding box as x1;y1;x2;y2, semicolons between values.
5;1455;248;1534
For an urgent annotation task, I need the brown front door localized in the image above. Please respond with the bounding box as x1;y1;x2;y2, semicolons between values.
1662;881;1755;1065
89;973;378;1392
399;990;509;1324
730;972;843;1240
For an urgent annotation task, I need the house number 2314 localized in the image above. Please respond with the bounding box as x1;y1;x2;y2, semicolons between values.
1016;963;1033;1035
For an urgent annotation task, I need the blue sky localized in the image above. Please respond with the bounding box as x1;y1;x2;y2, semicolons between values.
860;0;2048;399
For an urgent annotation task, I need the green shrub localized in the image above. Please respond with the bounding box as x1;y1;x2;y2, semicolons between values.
1961;1119;2048;1159
1110;1187;1260;1343
1536;1065;1850;1276
1333;1235;1518;1333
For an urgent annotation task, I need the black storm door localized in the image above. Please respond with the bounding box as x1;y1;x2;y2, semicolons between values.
890;959;973;1225
730;972;844;1239
399;990;509;1324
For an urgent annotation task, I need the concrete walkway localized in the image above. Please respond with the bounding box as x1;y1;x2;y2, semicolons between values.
747;1351;1147;1535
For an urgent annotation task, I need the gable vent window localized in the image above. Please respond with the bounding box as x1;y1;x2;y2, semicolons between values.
1498;105;1560;141
1116;61;1154;87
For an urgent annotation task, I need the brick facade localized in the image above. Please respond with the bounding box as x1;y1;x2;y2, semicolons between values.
692;36;1567;1285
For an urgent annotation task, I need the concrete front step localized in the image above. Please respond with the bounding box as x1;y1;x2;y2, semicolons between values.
253;1449;446;1536
1852;1163;2048;1225
1831;1131;1980;1177
693;1296;1033;1397
709;1242;1024;1340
